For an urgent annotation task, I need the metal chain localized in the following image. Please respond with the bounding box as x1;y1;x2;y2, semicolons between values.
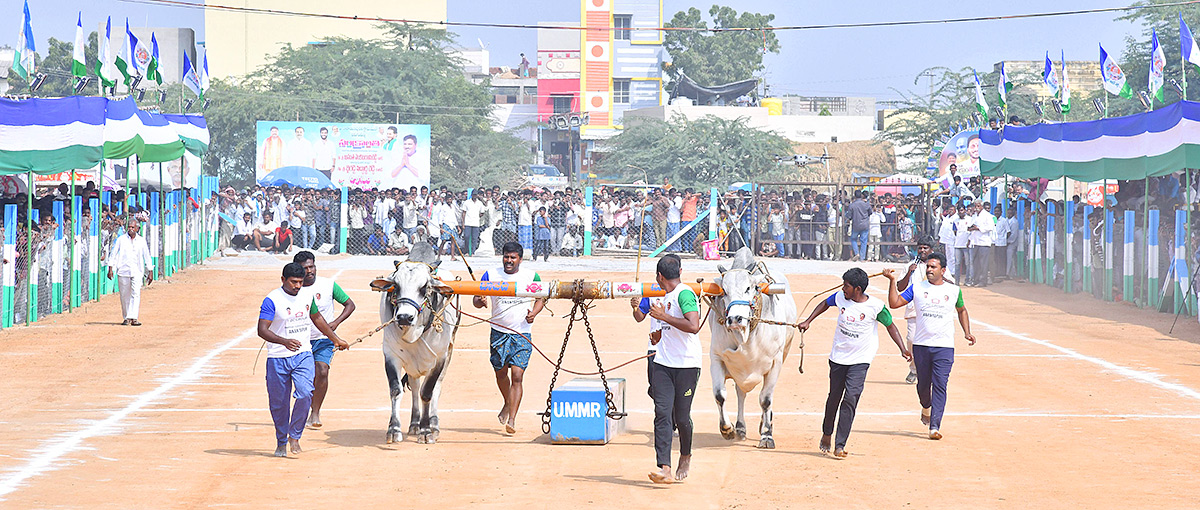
581;296;625;420
539;279;628;434
540;289;580;434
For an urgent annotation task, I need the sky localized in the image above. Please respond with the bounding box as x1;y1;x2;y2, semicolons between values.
3;0;1155;102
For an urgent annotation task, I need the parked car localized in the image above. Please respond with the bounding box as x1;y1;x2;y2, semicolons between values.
522;164;568;191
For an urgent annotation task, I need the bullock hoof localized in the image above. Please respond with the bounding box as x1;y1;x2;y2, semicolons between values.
417;430;436;444
735;423;747;441
386;429;404;444
757;437;775;449
428;429;440;442
720;424;737;440
408;424;421;436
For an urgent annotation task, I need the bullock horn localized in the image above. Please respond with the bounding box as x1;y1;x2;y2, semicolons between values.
370;279;396;292
394;260;403;269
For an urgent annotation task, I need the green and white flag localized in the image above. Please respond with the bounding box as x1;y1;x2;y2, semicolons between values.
1151;29;1166;102
147;33;162;86
1100;44;1133;99
95;17;119;89
997;61;1012;109
974;71;989;123
12;0;35;81
1061;50;1071;114
72;13;87;78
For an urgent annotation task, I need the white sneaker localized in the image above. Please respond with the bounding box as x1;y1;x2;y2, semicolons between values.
921;407;931;426
929;429;942;440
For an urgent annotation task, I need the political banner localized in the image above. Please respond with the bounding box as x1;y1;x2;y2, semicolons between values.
255;121;430;190
936;128;981;180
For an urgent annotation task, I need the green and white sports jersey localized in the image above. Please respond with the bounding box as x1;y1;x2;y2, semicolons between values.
259;287;319;358
481;267;541;335
901;280;964;348
826;291;893;365
307;276;350;340
653;285;701;369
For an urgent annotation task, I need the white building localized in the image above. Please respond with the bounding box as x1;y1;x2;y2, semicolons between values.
623;104;878;143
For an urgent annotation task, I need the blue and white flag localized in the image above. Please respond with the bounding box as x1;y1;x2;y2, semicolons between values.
1151;29;1166;101
1182;15;1200;72
11;0;35;81
182;51;202;98
1043;52;1060;97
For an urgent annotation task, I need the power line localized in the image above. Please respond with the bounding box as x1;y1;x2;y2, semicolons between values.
117;0;1200;32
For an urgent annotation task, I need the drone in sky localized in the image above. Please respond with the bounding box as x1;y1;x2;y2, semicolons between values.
775;147;833;167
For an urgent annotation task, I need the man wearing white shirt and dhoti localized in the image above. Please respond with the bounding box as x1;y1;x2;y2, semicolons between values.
107;217;154;326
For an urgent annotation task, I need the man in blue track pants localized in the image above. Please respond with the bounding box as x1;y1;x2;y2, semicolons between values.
883;253;976;440
257;262;349;457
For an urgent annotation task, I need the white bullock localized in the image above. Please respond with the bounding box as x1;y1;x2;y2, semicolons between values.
370;243;460;444
708;247;797;449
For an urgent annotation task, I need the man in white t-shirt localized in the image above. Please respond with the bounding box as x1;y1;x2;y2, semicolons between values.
294;251;356;430
472;241;545;435
799;268;909;458
256;262;348;457
645;255;702;484
884;254;976;440
253;211;280;251
234;212;256;251
462;194;483;255
895;236;952;384
868;206;884;261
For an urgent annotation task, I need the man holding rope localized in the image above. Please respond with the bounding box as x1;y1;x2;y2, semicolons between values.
798;268;910;458
883;254;975;440
256;262;349;457
646;255;702;484
474;241;545;435
293;251;357;430
895;236;951;384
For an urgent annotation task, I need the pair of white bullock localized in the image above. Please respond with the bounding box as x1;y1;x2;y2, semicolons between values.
371;245;796;448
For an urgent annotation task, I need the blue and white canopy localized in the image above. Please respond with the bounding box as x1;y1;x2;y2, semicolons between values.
980;101;1200;180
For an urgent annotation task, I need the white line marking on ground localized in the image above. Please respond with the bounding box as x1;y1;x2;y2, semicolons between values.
0;269;350;501
0;327;257;501
975;319;1200;401
78;407;1200;420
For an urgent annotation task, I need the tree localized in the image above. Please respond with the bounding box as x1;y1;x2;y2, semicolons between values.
1109;1;1200;116
202;23;532;188
663;5;779;89
880;66;1052;174
597;114;792;187
6;32;100;96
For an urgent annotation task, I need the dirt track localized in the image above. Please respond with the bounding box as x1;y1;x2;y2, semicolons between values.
1;254;1199;508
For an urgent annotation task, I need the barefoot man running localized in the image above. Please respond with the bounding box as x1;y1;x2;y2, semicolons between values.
883;253;976;440
646;255;702;484
895;236;950;384
798;268;910;458
294;251;356;429
473;241;545;435
257;262;349;457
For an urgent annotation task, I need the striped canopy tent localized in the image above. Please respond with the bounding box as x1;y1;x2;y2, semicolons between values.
873;173;931;196
0;97;107;175
163;114;209;157
980;101;1200;180
98;97;187;164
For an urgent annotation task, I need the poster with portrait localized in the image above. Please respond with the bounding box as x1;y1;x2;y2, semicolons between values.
254;121;431;190
936;128;981;181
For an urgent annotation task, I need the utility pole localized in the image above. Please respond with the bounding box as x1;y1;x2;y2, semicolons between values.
919;70;936;99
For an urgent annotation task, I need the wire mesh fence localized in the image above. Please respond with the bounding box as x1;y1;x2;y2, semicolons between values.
0;176;221;329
